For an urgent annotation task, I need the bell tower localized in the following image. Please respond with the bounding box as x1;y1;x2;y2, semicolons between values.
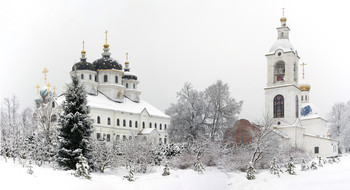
264;11;301;125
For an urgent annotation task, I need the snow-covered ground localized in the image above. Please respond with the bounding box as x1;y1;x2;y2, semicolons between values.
1;155;350;190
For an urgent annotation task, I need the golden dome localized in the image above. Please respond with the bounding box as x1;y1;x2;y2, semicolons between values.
104;43;109;48
81;50;86;54
280;17;287;22
299;84;311;91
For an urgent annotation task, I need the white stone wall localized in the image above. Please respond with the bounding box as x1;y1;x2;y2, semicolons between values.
265;84;301;125
276;126;305;147
301;117;328;137
90;107;170;144
70;70;99;95
303;134;338;157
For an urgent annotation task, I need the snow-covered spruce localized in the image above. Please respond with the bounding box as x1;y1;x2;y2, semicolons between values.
285;156;296;175
301;159;309;171
124;167;135;181
162;163;170;176
310;161;317;170
74;154;91;179
57;75;93;170
27;160;34;175
246;162;256;180
318;157;323;167
269;157;283;177
193;152;205;174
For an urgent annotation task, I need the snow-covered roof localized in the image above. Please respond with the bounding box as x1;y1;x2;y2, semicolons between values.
139;128;159;135
269;39;295;53
56;92;170;118
272;129;289;139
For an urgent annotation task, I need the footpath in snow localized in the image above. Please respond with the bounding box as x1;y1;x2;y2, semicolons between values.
1;155;350;190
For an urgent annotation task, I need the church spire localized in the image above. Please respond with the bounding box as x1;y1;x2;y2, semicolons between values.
102;30;111;57
125;52;130;72
277;8;290;40
80;40;87;61
280;8;287;26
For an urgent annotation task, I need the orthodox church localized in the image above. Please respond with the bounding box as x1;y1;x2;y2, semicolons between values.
265;12;338;157
55;32;170;144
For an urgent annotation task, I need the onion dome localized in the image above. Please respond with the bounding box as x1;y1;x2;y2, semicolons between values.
72;41;96;71
122;52;137;80
280;16;287;22
300;103;319;117
39;86;49;99
92;31;123;70
92;55;122;70
299;84;311;91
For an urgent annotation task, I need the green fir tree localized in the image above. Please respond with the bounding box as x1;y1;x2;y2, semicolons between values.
301;159;309;171
74;154;91;179
57;75;93;170
269;157;283;177
285;156;296;175
246;162;256;180
310;161;317;170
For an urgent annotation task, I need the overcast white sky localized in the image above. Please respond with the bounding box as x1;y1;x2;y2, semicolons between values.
1;0;349;121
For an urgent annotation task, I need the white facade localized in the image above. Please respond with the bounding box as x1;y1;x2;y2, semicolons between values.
57;42;170;145
265;15;337;158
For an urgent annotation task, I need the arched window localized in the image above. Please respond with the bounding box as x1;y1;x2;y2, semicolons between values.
274;61;285;82
164;124;167;130
301;96;304;101
104;75;108;82
126;83;129;88
89;74;92;80
108;117;111;125
97;116;100;124
95;75;97;82
149;122;152;128
133;84;136;89
129;120;132;127
155;123;157;129
273;95;284;118
52;101;55;108
305;95;308;101
295;96;299;118
142;122;145;129
115;76;118;83
160;124;162;130
135;121;138;128
123;119;126;126
81;74;84;80
117;119;120;126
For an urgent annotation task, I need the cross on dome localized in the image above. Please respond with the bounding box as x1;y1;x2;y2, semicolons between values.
81;40;86;54
42;67;49;85
104;30;109;48
300;62;307;79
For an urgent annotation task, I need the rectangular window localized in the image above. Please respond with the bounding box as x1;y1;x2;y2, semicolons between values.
129;136;132;140
96;133;101;140
107;134;111;142
116;135;120;141
123;135;126;141
159;138;162;144
314;146;319;154
164;138;167;144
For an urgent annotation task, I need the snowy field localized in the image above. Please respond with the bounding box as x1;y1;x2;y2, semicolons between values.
1;155;350;190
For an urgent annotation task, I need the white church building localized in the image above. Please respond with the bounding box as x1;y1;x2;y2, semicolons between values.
265;14;338;158
56;33;170;144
